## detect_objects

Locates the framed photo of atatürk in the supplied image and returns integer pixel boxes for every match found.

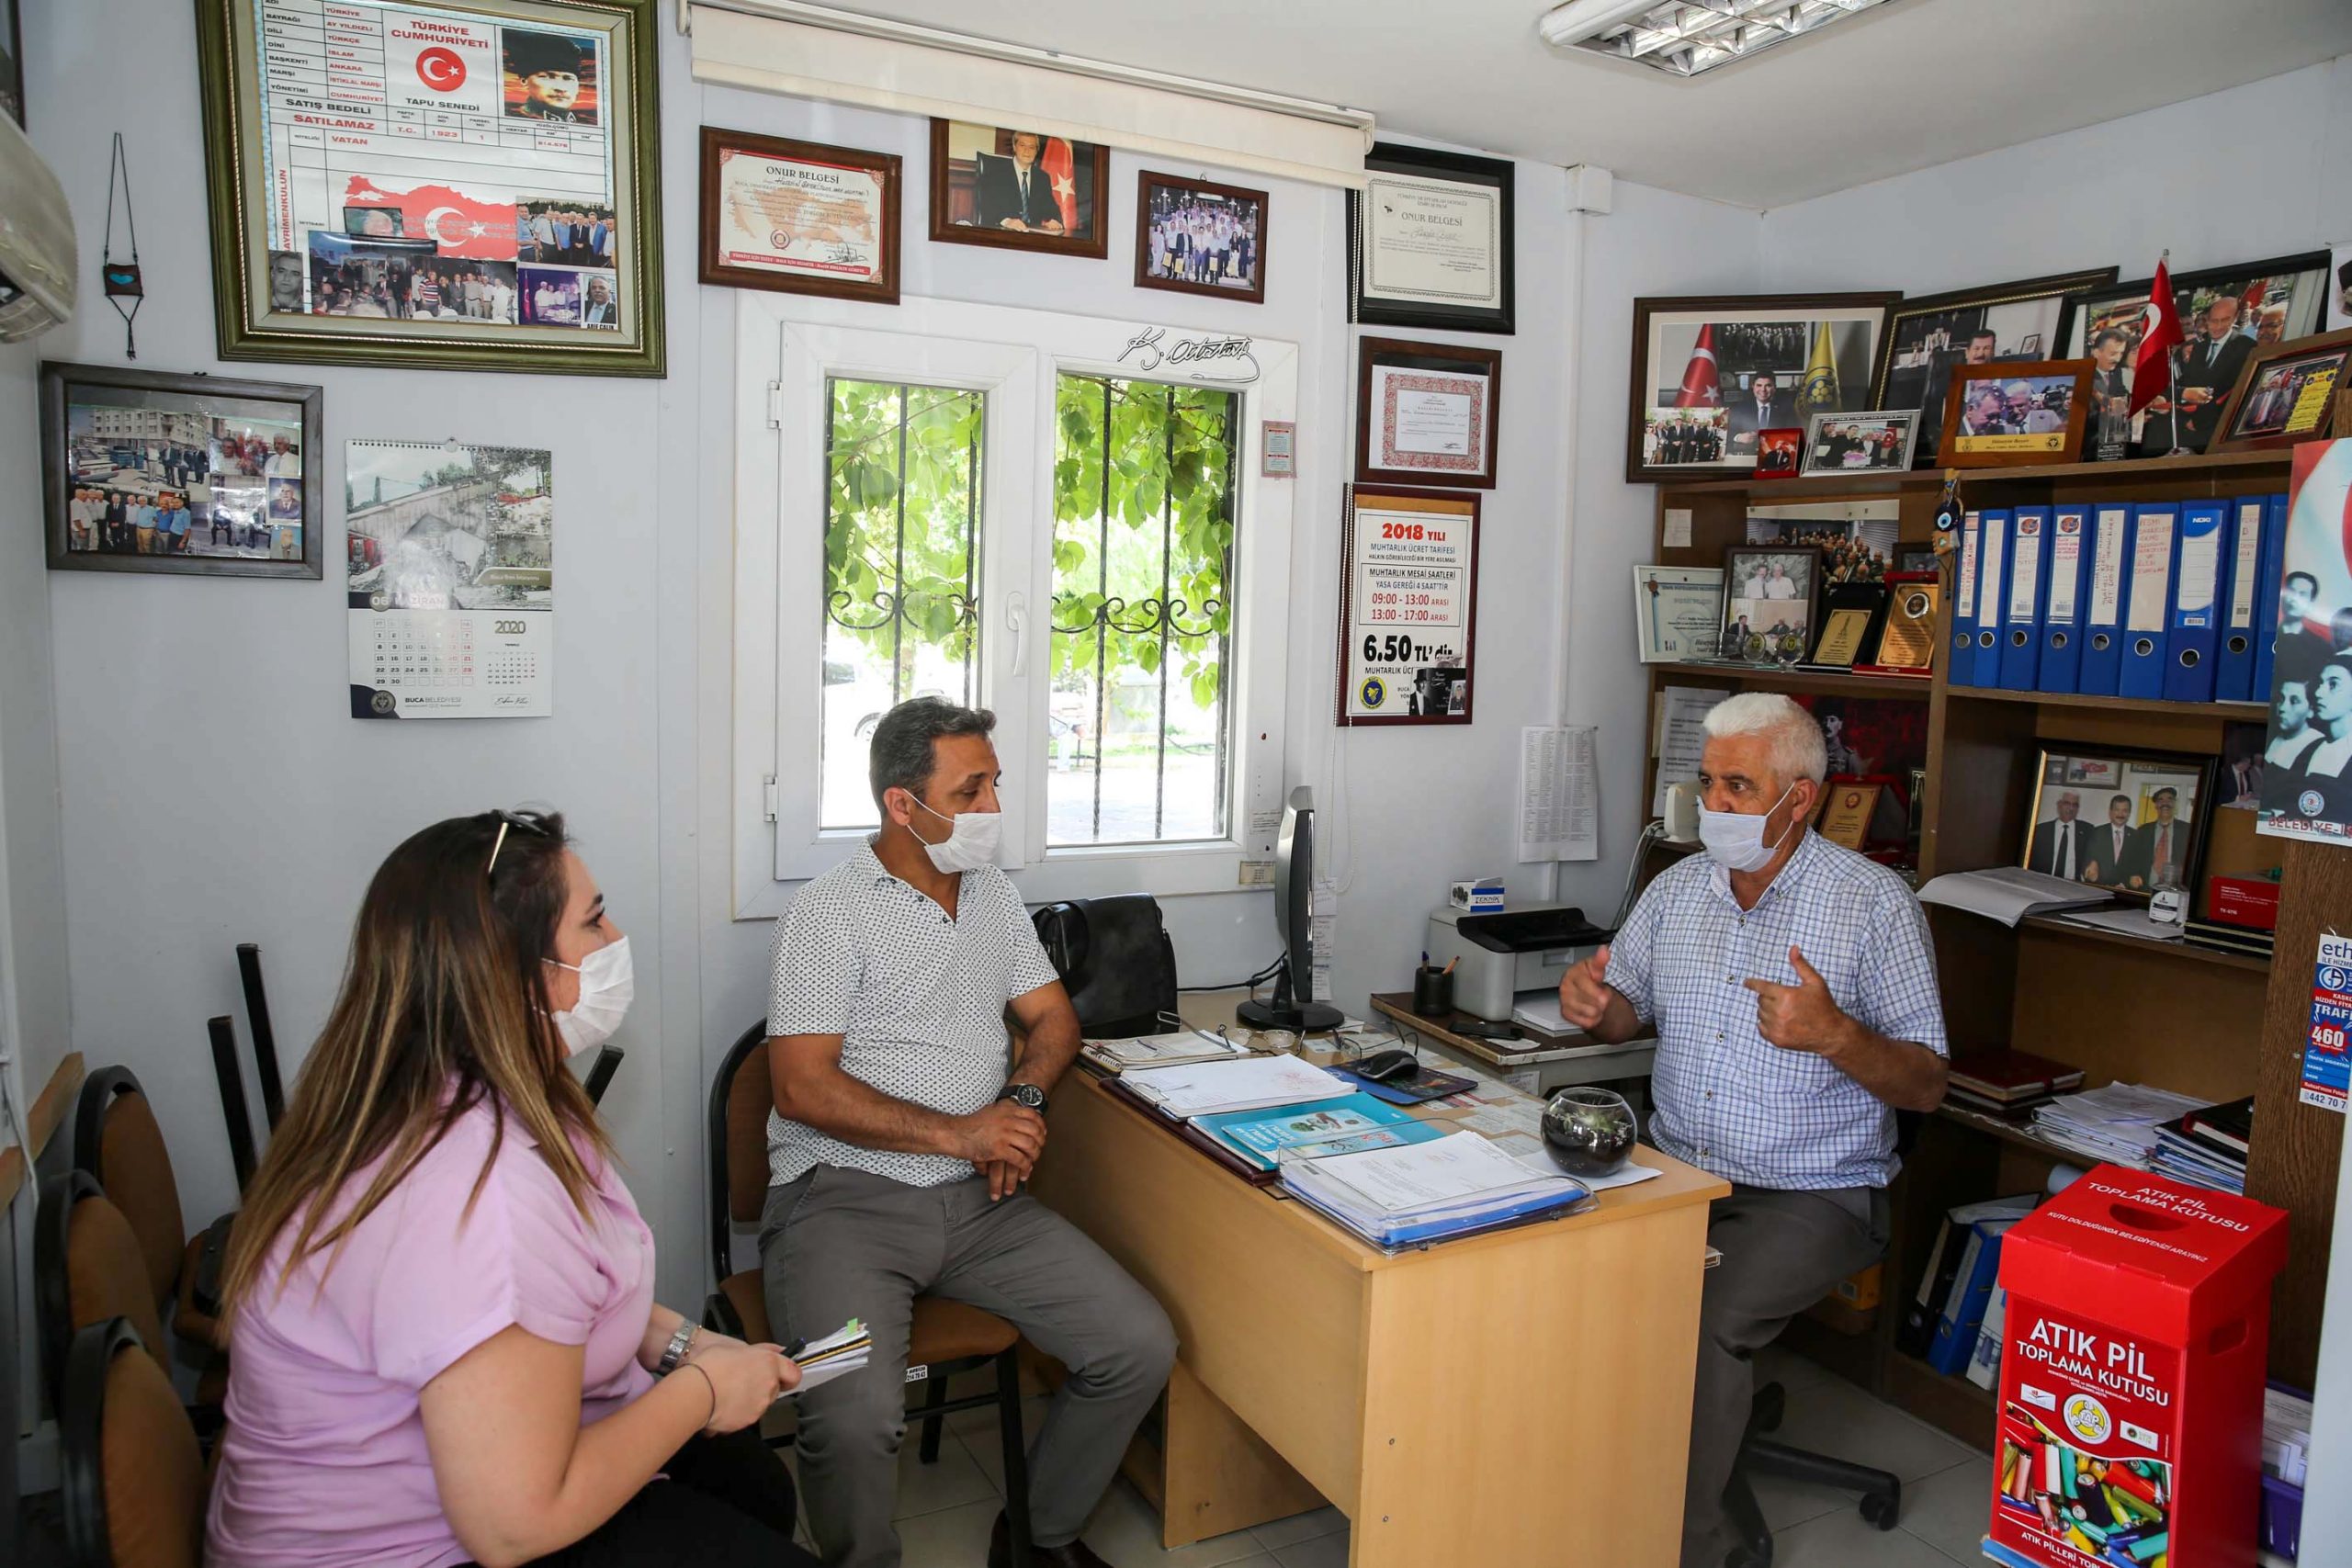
[1355,337,1500,489]
[40,361,322,580]
[2021,747,2214,898]
[1348,143,1515,335]
[1626,293,1899,483]
[698,129,899,305]
[1871,267,2116,467]
[2063,252,2330,456]
[1136,171,1267,304]
[1940,358,2092,468]
[929,120,1109,258]
[194,0,664,377]
[1718,545,1821,666]
[2211,327,2352,453]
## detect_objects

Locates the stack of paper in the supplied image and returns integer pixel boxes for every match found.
[1121,1055,1352,1119]
[791,1317,873,1395]
[1080,1029,1254,1073]
[1916,867,2113,927]
[2030,1082,2204,1168]
[1279,1130,1590,1249]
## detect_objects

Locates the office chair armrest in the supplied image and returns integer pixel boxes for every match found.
[191,1212,236,1318]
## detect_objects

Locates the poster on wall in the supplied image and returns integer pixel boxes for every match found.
[2258,438,2352,842]
[346,438,553,719]
[2305,932,2352,1113]
[1336,484,1480,726]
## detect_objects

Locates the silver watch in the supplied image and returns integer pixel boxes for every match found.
[656,1320,697,1376]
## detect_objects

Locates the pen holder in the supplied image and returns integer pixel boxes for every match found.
[1412,964,1453,1016]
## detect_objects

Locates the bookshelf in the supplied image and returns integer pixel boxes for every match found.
[1645,449,2340,1451]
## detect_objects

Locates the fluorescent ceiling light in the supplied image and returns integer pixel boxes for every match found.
[1539,0,1903,77]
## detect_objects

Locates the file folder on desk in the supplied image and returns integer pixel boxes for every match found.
[2037,504,2091,693]
[1949,510,1984,687]
[1973,509,2010,690]
[2076,502,2132,696]
[1999,506,2048,691]
[2119,502,2177,701]
[2252,491,2290,704]
[2165,501,2225,703]
[2214,495,2270,704]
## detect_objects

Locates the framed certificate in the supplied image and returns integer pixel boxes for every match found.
[195,0,664,377]
[1348,144,1513,335]
[1355,337,1500,489]
[1632,565,1724,664]
[1336,485,1481,726]
[698,129,899,305]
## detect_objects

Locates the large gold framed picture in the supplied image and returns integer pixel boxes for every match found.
[195,0,664,377]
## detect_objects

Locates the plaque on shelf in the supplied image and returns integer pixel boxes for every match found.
[1815,779,1883,850]
[1805,581,1890,669]
[1857,570,1939,676]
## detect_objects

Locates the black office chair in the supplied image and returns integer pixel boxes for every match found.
[1722,1111,1921,1568]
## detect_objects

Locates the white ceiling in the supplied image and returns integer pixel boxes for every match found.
[812,0,2352,208]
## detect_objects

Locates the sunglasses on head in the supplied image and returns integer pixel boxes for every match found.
[484,808,553,878]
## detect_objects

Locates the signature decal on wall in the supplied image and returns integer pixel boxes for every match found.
[1117,328,1261,383]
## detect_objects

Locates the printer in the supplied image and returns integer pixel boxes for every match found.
[1425,901,1613,1023]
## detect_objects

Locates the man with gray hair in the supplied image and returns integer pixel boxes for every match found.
[761,696,1174,1568]
[1556,691,1947,1568]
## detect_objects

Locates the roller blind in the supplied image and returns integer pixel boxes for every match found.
[685,4,1373,190]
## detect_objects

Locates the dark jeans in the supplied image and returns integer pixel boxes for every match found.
[463,1427,819,1568]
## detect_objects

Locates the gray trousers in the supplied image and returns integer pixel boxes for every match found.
[1681,1184,1889,1568]
[759,1166,1178,1568]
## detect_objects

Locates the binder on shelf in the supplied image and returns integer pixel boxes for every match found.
[2038,504,2092,694]
[1950,509,1984,688]
[2165,500,2226,704]
[1973,508,2010,690]
[2077,502,2132,697]
[1927,1213,2024,1376]
[2119,502,2177,702]
[1999,505,2048,691]
[2214,494,2269,704]
[2252,491,2290,704]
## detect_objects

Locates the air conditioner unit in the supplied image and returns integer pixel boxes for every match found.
[0,112,75,342]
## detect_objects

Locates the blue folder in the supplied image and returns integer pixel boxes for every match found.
[2120,502,2177,701]
[2165,501,2226,703]
[2038,504,2092,694]
[2076,502,2133,696]
[1973,509,2010,689]
[2214,495,2270,704]
[1948,510,1984,687]
[1998,506,2049,690]
[2252,491,2290,704]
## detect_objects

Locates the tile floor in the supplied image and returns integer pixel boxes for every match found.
[838,1344,1997,1568]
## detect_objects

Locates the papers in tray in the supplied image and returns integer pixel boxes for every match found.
[2030,1081,2204,1169]
[1279,1130,1591,1249]
[1080,1029,1256,1073]
[1120,1055,1353,1120]
[1915,867,2112,927]
[788,1317,872,1396]
[2043,904,2185,943]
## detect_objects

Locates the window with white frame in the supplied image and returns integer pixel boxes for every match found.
[732,296,1295,919]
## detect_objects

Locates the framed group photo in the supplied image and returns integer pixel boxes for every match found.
[1349,143,1514,335]
[2211,326,2352,453]
[1354,337,1500,489]
[1800,410,1920,475]
[698,128,900,305]
[1625,292,1898,483]
[194,0,664,376]
[1136,171,1266,303]
[1941,357,2092,468]
[1717,544,1821,666]
[39,361,322,580]
[1871,267,2115,468]
[2021,747,2212,897]
[929,119,1109,258]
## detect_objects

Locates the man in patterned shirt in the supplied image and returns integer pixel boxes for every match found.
[761,697,1174,1568]
[1557,692,1948,1568]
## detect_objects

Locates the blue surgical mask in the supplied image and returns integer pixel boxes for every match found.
[1698,784,1799,873]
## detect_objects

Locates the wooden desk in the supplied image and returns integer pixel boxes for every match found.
[1029,1037,1727,1567]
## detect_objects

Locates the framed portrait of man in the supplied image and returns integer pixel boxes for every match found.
[2022,748,2212,899]
[1870,268,2116,468]
[928,120,1109,258]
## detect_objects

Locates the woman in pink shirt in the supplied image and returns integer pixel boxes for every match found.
[207,809,819,1568]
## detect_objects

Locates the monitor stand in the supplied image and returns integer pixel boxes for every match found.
[1235,961,1343,1032]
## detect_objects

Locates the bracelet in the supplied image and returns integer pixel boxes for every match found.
[655,1320,697,1377]
[680,1360,717,1428]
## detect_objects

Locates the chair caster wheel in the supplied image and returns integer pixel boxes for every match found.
[1860,1487,1901,1529]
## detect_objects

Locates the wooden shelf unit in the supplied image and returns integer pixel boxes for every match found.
[1644,448,2340,1451]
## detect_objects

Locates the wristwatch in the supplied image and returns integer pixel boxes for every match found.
[655,1320,697,1376]
[999,1082,1048,1113]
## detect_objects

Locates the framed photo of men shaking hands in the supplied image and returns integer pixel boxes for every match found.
[2020,748,2214,899]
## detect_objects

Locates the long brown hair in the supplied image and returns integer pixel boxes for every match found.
[220,809,611,1313]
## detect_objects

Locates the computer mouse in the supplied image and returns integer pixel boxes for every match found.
[1356,1048,1420,1082]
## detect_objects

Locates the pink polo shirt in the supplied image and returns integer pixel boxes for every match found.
[206,1093,657,1568]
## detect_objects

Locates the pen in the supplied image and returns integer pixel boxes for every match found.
[781,1337,806,1359]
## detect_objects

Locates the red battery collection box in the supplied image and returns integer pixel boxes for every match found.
[1988,1167,2287,1568]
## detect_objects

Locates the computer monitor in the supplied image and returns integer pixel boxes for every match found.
[1237,784,1343,1031]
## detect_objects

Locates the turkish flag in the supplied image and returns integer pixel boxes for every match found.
[1041,137,1080,233]
[341,175,518,261]
[2129,257,2185,418]
[1673,323,1723,407]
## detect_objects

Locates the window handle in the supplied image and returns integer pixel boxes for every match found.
[1006,592,1029,677]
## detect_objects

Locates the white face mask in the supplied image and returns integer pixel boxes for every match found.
[544,935,633,1057]
[908,796,1003,874]
[1698,783,1801,874]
